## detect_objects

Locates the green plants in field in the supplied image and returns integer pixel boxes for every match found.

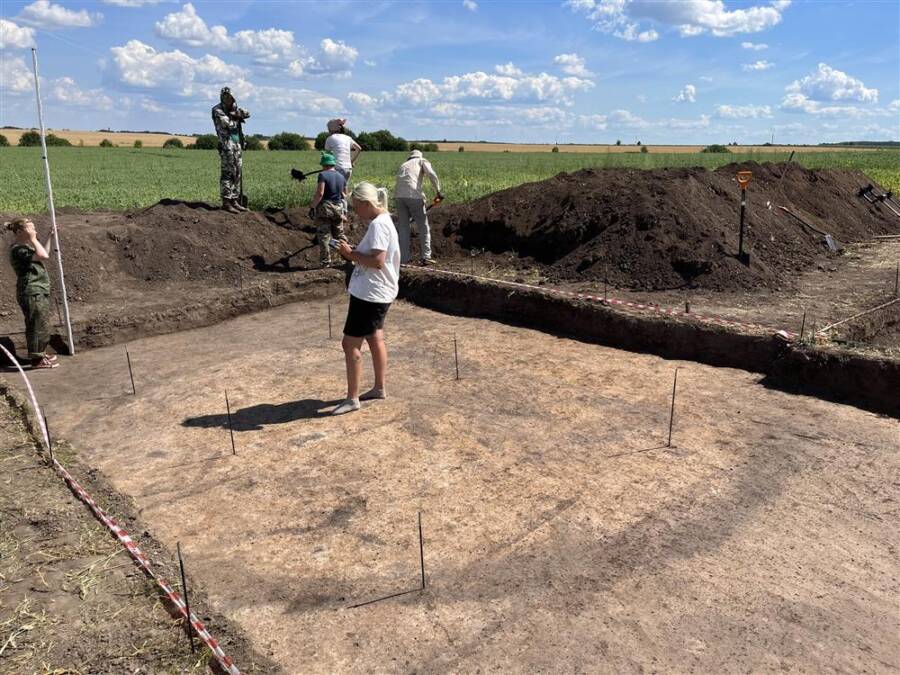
[1,146,898,213]
[702,144,731,153]
[99,139,114,148]
[162,137,184,149]
[133,140,143,148]
[0,134,8,147]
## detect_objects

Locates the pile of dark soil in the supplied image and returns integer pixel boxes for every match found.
[429,162,898,291]
[0,201,322,309]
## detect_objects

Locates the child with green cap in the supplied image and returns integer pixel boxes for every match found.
[308,151,348,266]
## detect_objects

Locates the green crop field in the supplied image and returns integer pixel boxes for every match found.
[1,146,898,214]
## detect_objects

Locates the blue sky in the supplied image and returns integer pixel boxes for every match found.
[1,0,898,143]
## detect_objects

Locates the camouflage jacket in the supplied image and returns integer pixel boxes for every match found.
[212,104,240,147]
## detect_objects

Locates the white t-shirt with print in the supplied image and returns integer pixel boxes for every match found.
[324,134,355,171]
[349,213,400,304]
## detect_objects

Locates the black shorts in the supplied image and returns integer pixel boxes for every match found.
[343,294,391,337]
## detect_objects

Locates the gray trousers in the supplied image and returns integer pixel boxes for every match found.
[395,197,431,263]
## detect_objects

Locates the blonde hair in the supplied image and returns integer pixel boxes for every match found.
[4,217,29,234]
[351,182,389,210]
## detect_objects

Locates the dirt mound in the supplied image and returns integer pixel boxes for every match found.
[0,202,324,309]
[429,162,898,291]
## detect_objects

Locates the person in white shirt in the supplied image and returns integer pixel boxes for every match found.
[394,149,443,265]
[332,182,401,415]
[324,118,362,182]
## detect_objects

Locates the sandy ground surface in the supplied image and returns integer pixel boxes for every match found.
[13,298,900,673]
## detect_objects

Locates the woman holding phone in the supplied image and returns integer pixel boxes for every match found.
[331,183,400,415]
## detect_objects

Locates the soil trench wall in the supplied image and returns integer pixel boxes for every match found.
[400,268,900,418]
[1,273,344,360]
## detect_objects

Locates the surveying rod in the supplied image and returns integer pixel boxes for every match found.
[30,48,75,354]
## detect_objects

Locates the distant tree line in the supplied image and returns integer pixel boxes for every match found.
[313,128,438,152]
[2,128,442,152]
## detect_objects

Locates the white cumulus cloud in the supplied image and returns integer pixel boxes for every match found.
[102,0,165,5]
[109,39,246,96]
[386,68,594,106]
[780,64,880,117]
[714,103,772,118]
[785,62,878,103]
[0,55,34,93]
[741,41,768,50]
[567,0,789,40]
[463,0,478,10]
[18,0,100,29]
[607,109,649,129]
[48,76,114,109]
[673,83,696,103]
[0,18,37,49]
[553,53,593,77]
[742,60,774,71]
[288,38,358,77]
[495,62,523,77]
[155,3,358,75]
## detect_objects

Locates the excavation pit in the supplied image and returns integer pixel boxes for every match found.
[18,296,900,673]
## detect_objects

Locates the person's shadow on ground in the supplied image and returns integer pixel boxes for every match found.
[182,398,340,432]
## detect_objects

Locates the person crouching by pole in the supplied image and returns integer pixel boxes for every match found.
[395,149,443,265]
[330,183,400,415]
[212,87,250,214]
[308,152,348,267]
[5,217,59,369]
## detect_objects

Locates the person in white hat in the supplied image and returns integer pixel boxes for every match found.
[324,119,361,183]
[394,149,443,265]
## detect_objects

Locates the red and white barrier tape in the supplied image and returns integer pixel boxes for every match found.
[0,344,241,675]
[409,265,797,339]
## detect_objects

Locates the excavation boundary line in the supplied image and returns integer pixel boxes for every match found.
[816,297,900,334]
[408,266,798,339]
[0,343,241,675]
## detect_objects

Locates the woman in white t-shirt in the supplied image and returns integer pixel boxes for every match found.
[332,182,401,415]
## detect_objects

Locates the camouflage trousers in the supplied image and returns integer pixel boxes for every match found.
[17,292,50,361]
[315,202,346,264]
[218,143,242,200]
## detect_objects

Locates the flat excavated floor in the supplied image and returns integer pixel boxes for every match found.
[20,299,900,673]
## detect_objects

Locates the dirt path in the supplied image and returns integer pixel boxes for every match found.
[10,298,899,673]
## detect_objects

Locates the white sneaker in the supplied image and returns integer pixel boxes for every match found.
[332,398,361,415]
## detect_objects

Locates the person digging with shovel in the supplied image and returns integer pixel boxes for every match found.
[211,86,250,214]
[394,149,443,265]
[308,152,348,267]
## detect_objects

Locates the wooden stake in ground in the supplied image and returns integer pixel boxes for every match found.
[799,312,807,342]
[176,543,195,654]
[43,413,53,463]
[224,390,236,455]
[30,48,75,355]
[328,305,333,339]
[667,368,679,448]
[453,335,460,381]
[125,347,136,396]
[418,511,426,590]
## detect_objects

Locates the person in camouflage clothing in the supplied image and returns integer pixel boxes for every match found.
[5,217,59,369]
[211,87,250,213]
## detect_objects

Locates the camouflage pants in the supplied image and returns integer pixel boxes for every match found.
[315,202,346,264]
[218,143,242,200]
[17,292,50,361]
